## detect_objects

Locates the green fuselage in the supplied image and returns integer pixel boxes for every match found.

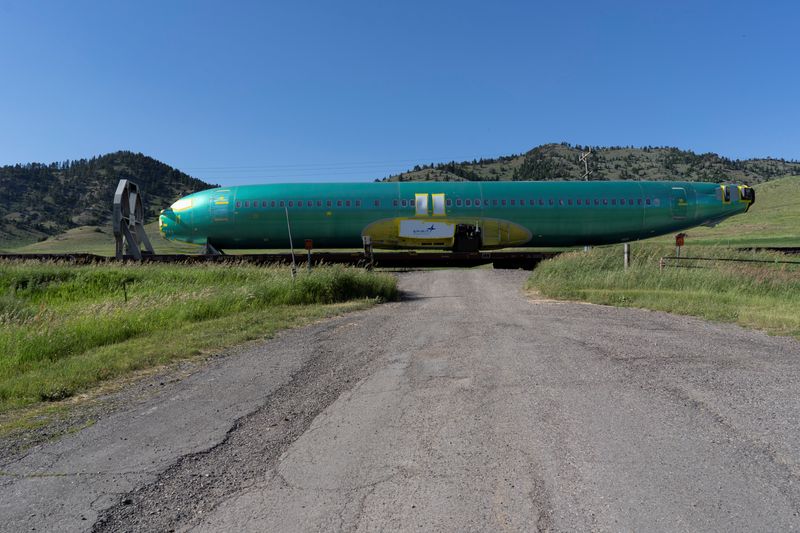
[159,181,753,250]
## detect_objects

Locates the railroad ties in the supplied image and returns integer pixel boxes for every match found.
[0,250,560,270]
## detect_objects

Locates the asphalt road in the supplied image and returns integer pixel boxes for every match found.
[2,269,800,532]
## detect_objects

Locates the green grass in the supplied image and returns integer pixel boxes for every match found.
[0,263,397,415]
[9,222,203,255]
[527,245,800,338]
[647,175,800,247]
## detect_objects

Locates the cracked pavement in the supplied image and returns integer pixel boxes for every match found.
[2,269,800,531]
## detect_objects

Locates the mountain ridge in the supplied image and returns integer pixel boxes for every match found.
[0,151,215,245]
[381,143,800,184]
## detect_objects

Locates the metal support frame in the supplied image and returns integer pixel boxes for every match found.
[362,235,374,270]
[623,243,631,270]
[113,180,154,260]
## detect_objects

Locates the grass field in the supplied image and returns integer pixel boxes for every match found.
[7,222,204,255]
[527,245,800,338]
[0,263,397,416]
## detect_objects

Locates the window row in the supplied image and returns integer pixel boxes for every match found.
[235,197,659,209]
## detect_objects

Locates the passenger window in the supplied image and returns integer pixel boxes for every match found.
[401,199,407,207]
[355,200,361,207]
[611,199,616,205]
[307,200,313,207]
[510,199,515,206]
[501,199,507,206]
[475,199,481,206]
[492,199,498,206]
[346,200,351,207]
[519,199,525,206]
[646,198,651,205]
[446,199,452,207]
[288,201,293,207]
[297,200,303,207]
[236,201,241,208]
[549,199,554,206]
[271,200,276,208]
[465,199,472,207]
[539,199,544,206]
[637,199,642,205]
[456,199,462,206]
[559,199,564,206]
[279,200,285,207]
[337,200,343,207]
[603,199,608,205]
[393,199,398,207]
[244,201,250,208]
[628,199,634,205]
[568,199,573,206]
[326,200,332,207]
[316,200,322,207]
[577,199,582,205]
[374,199,380,207]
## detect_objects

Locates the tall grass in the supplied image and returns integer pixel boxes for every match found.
[0,262,397,411]
[527,245,800,338]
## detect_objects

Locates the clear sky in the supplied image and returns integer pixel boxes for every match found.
[0,0,797,185]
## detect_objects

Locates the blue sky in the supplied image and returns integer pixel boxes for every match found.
[0,0,797,185]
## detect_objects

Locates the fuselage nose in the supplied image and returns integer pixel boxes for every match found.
[159,208,175,238]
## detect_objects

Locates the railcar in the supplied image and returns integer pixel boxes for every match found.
[159,181,754,251]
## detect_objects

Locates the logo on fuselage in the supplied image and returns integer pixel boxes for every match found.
[412,224,438,234]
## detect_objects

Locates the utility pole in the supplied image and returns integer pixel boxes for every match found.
[579,148,593,181]
[581,148,593,252]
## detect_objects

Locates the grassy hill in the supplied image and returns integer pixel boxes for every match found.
[0,151,214,247]
[383,143,800,184]
[6,222,203,255]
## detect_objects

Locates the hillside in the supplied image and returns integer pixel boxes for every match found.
[0,151,214,246]
[383,143,800,184]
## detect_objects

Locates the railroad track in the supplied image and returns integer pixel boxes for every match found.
[0,250,560,269]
